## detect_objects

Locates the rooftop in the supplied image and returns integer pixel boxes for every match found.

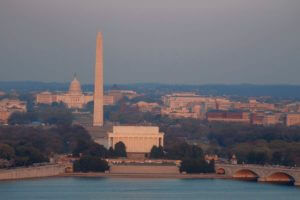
[112,126,162,135]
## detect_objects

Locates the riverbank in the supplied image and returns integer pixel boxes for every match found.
[60,172,231,179]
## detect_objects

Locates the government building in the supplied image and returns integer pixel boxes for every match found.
[108,126,164,159]
[36,75,114,109]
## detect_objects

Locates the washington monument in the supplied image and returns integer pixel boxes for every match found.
[93,32,104,126]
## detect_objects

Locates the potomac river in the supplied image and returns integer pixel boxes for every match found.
[0,177,300,200]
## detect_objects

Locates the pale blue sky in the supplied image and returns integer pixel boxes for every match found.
[0,0,299,84]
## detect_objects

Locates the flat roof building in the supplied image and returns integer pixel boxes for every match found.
[286,113,300,127]
[0,99,27,124]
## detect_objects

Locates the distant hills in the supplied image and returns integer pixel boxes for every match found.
[0,81,70,93]
[1,81,300,99]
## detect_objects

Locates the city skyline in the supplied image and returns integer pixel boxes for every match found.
[2,0,300,196]
[0,0,300,85]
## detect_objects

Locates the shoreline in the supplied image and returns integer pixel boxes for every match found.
[59,173,231,179]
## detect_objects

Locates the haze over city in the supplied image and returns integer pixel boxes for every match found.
[2,0,300,199]
[0,0,300,84]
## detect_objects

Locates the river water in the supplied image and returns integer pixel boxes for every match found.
[0,177,299,200]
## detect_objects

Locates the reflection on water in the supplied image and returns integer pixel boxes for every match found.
[0,177,299,200]
[235,177,295,186]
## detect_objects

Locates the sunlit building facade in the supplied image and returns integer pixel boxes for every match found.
[108,126,164,159]
[0,99,27,124]
[36,76,115,109]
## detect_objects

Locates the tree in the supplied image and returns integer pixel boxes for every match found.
[180,158,215,174]
[82,101,94,113]
[108,147,115,158]
[72,139,90,157]
[73,156,109,172]
[8,104,74,126]
[165,142,203,160]
[271,151,283,165]
[83,143,108,158]
[15,146,48,166]
[114,142,127,158]
[51,102,67,108]
[190,145,204,159]
[150,146,164,159]
[39,107,73,126]
[0,143,15,160]
[0,125,103,168]
[246,151,268,165]
[8,112,38,125]
[282,152,295,166]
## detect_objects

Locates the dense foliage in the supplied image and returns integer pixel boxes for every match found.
[113,142,127,158]
[164,141,214,173]
[180,159,215,173]
[73,156,109,172]
[149,146,164,159]
[0,125,95,168]
[149,141,215,173]
[8,103,73,126]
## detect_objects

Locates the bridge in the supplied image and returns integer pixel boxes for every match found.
[215,163,300,186]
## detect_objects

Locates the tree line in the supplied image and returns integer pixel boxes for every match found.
[8,102,73,126]
[0,125,92,168]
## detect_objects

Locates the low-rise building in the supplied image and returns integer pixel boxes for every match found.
[107,90,138,102]
[233,99,275,112]
[103,95,115,106]
[161,93,232,120]
[206,111,250,123]
[263,114,281,126]
[0,99,27,124]
[251,112,281,126]
[286,113,300,127]
[135,101,160,112]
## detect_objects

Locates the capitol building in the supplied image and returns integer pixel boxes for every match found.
[36,75,113,109]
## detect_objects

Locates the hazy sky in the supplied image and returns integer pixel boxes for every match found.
[0,0,299,84]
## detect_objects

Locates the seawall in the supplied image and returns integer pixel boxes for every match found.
[109,165,180,174]
[0,164,66,181]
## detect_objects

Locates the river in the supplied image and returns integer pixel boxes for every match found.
[0,177,299,200]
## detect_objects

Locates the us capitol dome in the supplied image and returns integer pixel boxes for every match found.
[68,75,83,95]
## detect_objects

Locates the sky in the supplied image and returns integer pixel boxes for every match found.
[0,0,299,85]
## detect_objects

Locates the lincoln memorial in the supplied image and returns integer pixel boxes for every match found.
[108,126,164,159]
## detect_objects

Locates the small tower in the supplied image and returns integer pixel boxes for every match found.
[230,154,238,165]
